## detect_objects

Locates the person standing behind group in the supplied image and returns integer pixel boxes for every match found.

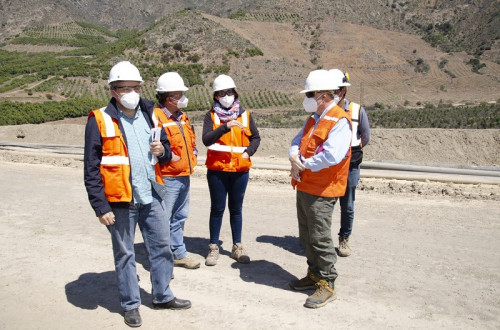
[153,72,200,269]
[202,74,261,266]
[329,69,370,257]
[288,69,352,309]
[84,61,191,328]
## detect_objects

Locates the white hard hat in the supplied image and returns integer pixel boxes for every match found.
[156,72,189,92]
[329,69,351,87]
[300,69,339,93]
[108,61,143,84]
[213,74,236,92]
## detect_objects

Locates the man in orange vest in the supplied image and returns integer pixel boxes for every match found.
[330,69,371,257]
[84,61,191,328]
[288,69,352,308]
[153,72,200,270]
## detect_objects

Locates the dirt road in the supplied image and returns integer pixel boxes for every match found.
[0,161,499,329]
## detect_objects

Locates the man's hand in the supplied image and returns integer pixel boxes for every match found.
[289,154,305,182]
[171,153,181,162]
[290,166,302,182]
[150,140,164,157]
[242,152,249,159]
[289,154,305,171]
[98,211,115,226]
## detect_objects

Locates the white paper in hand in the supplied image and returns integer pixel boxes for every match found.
[150,127,162,165]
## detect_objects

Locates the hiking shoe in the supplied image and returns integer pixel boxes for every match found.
[289,268,319,291]
[231,243,250,264]
[174,256,200,269]
[124,308,142,327]
[304,280,337,308]
[205,244,219,266]
[338,236,351,257]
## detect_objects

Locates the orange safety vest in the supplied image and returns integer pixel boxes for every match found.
[205,110,253,172]
[292,105,352,197]
[90,107,164,203]
[152,107,197,177]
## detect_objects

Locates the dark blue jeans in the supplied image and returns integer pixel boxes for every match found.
[206,169,249,245]
[339,165,361,237]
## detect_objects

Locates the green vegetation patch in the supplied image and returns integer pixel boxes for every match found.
[367,103,499,129]
[0,98,104,125]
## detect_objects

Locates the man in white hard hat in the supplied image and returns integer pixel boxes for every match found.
[84,61,191,328]
[288,69,352,308]
[152,72,200,270]
[329,69,371,257]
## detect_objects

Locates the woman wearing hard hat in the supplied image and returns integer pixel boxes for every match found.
[202,74,261,266]
[153,72,200,270]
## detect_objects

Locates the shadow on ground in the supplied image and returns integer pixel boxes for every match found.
[65,271,150,314]
[66,244,153,314]
[231,259,307,294]
[184,236,233,258]
[256,234,305,256]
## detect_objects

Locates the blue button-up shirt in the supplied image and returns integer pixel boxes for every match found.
[118,107,156,205]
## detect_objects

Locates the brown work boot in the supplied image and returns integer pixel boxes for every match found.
[205,244,219,266]
[289,268,319,291]
[231,243,250,264]
[338,236,351,257]
[174,256,200,269]
[304,280,337,308]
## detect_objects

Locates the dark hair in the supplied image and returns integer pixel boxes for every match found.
[156,92,168,105]
[212,88,238,105]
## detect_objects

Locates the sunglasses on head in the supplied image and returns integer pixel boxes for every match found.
[216,89,235,97]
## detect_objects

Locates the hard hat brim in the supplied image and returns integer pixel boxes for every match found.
[155,86,189,92]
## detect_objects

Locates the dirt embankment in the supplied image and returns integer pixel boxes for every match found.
[0,122,499,201]
[1,121,499,168]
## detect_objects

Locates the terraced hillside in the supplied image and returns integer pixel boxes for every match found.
[0,6,499,121]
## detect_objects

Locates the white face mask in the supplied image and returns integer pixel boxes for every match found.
[119,91,140,110]
[176,95,189,109]
[302,97,317,113]
[219,95,235,108]
[303,95,320,113]
[333,94,340,106]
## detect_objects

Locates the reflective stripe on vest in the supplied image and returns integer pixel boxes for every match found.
[205,110,252,172]
[101,155,130,165]
[207,143,247,153]
[91,107,133,202]
[153,107,198,177]
[349,102,361,147]
[293,105,352,198]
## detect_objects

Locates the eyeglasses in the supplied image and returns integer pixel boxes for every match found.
[216,89,235,97]
[115,85,141,93]
[166,93,183,100]
[305,91,318,98]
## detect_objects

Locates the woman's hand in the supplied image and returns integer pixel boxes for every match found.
[227,120,243,128]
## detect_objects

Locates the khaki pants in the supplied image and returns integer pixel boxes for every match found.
[296,190,338,285]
